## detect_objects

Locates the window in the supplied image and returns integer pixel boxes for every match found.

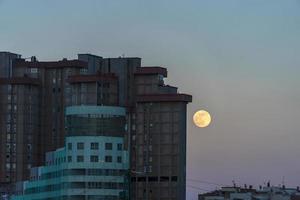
[117,156,122,163]
[117,143,122,151]
[77,156,84,162]
[77,142,84,150]
[105,143,112,150]
[6,164,10,170]
[68,143,72,150]
[90,156,98,162]
[30,68,38,73]
[91,143,99,150]
[149,156,153,162]
[105,156,112,163]
[171,176,177,182]
[68,156,72,162]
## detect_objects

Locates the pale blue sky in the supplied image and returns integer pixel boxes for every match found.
[1,0,300,199]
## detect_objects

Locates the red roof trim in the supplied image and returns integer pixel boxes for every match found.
[135,67,167,77]
[136,94,192,103]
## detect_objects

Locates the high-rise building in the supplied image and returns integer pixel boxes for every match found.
[0,55,86,196]
[131,67,192,200]
[0,52,191,200]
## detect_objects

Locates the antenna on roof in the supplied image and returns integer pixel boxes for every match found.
[282,176,285,189]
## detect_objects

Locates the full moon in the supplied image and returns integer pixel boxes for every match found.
[193,110,212,128]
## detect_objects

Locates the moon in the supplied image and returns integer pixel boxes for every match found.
[193,110,211,128]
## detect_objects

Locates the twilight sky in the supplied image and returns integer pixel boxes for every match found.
[1,0,300,199]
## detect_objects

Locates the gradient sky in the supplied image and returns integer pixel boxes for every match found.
[1,0,300,199]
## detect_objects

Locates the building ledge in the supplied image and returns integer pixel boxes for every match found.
[67,73,118,83]
[136,94,192,103]
[0,77,40,85]
[135,67,167,77]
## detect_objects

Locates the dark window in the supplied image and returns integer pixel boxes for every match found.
[117,143,122,151]
[90,156,98,162]
[137,177,146,182]
[105,156,112,163]
[171,176,178,182]
[117,156,122,163]
[68,156,72,162]
[131,177,136,182]
[77,143,84,150]
[91,142,99,150]
[77,156,84,162]
[148,177,158,182]
[105,143,112,150]
[68,143,72,150]
[160,176,169,182]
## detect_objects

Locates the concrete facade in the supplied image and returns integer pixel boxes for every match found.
[0,55,87,196]
[0,52,192,200]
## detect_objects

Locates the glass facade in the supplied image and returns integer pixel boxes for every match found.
[66,115,125,136]
[11,106,129,200]
[65,106,126,137]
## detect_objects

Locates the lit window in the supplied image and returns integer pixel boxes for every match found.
[6,164,10,169]
[30,68,38,73]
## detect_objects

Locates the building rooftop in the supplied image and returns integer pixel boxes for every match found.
[13,58,87,69]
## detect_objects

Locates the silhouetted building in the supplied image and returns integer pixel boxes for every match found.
[0,54,86,196]
[199,186,300,200]
[0,52,192,200]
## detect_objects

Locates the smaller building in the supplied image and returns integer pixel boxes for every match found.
[199,186,300,200]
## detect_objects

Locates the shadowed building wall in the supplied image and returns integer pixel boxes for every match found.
[0,52,191,200]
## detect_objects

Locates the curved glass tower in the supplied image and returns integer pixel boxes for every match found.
[12,105,129,200]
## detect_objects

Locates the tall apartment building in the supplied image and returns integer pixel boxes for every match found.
[12,105,129,200]
[0,52,191,200]
[131,67,192,200]
[0,53,86,195]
